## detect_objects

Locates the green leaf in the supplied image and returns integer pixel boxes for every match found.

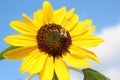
[82,68,110,80]
[0,46,20,61]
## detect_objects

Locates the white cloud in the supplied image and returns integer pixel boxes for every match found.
[94,23,120,63]
[70,70,83,80]
[105,68,120,80]
[93,23,120,80]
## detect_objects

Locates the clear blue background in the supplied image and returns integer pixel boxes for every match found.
[0,0,120,80]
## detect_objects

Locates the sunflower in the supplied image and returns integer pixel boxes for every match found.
[4,1,104,80]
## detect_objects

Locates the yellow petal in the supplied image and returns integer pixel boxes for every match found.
[69,22,82,37]
[4,46,37,60]
[20,49,41,73]
[70,19,92,37]
[55,57,70,80]
[22,13,37,28]
[66,8,75,20]
[30,53,48,74]
[20,49,47,74]
[40,56,54,80]
[61,8,75,26]
[20,49,40,73]
[4,34,37,46]
[70,14,79,22]
[69,45,99,63]
[81,19,92,29]
[63,53,90,68]
[10,20,37,35]
[64,14,78,31]
[33,9,43,29]
[42,1,53,24]
[83,26,96,35]
[72,35,104,47]
[54,7,66,25]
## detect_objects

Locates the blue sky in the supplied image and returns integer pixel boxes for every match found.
[0,0,120,80]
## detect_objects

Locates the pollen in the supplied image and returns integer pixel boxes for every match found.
[37,24,72,57]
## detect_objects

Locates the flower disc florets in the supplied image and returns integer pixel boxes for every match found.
[37,24,72,57]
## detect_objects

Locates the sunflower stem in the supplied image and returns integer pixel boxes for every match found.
[25,74,36,80]
[68,66,83,74]
[52,71,58,80]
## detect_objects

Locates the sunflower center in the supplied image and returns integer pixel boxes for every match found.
[48,31,61,42]
[37,23,72,57]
